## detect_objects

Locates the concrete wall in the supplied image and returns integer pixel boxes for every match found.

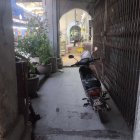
[0,0,18,137]
[0,1,30,140]
[43,0,60,57]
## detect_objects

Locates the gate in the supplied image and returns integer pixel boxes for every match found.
[93,0,140,130]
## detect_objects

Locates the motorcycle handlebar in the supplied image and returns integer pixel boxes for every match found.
[71,58,100,67]
[71,62,79,67]
[71,64,76,67]
[86,58,100,64]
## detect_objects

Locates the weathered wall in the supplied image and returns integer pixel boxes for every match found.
[0,1,30,140]
[43,0,60,57]
[0,0,18,137]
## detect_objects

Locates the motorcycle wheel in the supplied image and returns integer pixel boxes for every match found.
[98,110,109,123]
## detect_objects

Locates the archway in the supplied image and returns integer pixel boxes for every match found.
[59,8,92,66]
[70,25,81,44]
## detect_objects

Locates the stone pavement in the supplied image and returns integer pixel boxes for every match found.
[32,68,132,140]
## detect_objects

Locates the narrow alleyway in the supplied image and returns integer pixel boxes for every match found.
[32,68,131,140]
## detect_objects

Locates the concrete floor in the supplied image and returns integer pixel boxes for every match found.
[32,68,132,140]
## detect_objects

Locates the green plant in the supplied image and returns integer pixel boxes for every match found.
[17,16,53,65]
[18,35,39,57]
[28,62,36,74]
[15,52,36,78]
[37,34,52,64]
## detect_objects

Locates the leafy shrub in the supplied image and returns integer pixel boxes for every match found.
[17,16,53,65]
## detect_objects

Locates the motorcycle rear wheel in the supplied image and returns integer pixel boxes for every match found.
[98,110,109,123]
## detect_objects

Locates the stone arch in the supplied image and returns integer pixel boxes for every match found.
[59,8,91,44]
[59,8,92,42]
[59,8,92,55]
[70,25,81,42]
[59,0,92,20]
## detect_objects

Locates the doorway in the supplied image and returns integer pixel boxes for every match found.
[59,8,92,66]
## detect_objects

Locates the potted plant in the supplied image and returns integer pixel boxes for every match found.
[34,17,53,76]
[36,35,53,77]
[17,16,53,77]
[27,62,39,99]
[15,52,39,99]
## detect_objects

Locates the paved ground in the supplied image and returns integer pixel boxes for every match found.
[32,68,132,140]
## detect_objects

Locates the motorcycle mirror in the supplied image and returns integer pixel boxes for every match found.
[93,46,98,52]
[68,55,74,59]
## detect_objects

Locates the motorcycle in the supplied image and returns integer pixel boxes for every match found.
[68,54,111,115]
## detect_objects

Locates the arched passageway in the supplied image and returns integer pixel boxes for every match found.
[59,8,92,66]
